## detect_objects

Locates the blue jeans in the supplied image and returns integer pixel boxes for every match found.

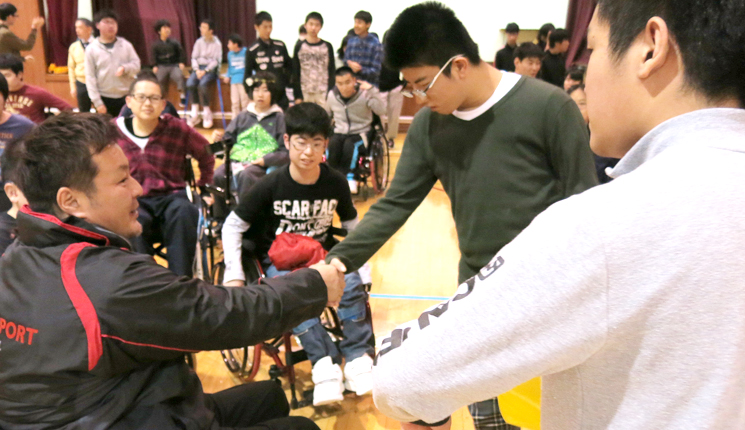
[265,265,374,365]
[186,69,217,107]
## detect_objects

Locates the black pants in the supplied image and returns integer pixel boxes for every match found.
[327,133,366,178]
[133,190,198,277]
[205,381,319,430]
[101,96,126,117]
[75,80,92,113]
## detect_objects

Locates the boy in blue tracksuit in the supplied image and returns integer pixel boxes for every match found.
[223,34,249,120]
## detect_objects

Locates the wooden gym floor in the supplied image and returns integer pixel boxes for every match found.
[190,131,476,429]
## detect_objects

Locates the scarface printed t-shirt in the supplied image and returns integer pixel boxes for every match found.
[234,163,357,258]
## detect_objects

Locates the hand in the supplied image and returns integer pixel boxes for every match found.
[115,66,124,77]
[211,129,224,142]
[359,80,372,91]
[294,99,303,104]
[347,60,362,73]
[401,418,452,430]
[222,76,230,84]
[179,63,185,71]
[31,17,45,30]
[96,104,107,114]
[152,66,159,74]
[196,70,206,79]
[250,157,265,167]
[224,279,245,287]
[23,55,33,61]
[310,261,345,306]
[70,88,77,97]
[201,195,214,206]
[329,257,347,273]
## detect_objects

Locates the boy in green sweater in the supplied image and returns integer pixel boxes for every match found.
[325,3,598,429]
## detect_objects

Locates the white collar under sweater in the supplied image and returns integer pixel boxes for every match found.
[451,72,521,121]
[247,102,282,122]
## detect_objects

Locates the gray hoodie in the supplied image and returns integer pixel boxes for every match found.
[325,84,385,135]
[84,37,141,108]
[191,36,222,72]
[372,108,745,429]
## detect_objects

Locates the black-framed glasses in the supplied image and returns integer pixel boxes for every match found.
[401,54,464,99]
[130,94,163,103]
[291,140,326,153]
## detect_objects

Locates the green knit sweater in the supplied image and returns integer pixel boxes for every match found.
[328,76,599,283]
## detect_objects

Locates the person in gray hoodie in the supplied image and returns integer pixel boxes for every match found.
[211,71,287,218]
[324,66,384,193]
[186,18,222,129]
[84,9,140,116]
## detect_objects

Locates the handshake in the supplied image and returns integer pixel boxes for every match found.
[309,258,348,307]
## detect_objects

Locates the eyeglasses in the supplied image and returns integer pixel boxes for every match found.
[130,94,163,103]
[401,54,463,99]
[291,140,326,153]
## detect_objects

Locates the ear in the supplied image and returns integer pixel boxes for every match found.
[638,17,672,80]
[452,57,469,79]
[125,95,133,109]
[283,134,291,150]
[56,187,87,218]
[513,57,520,68]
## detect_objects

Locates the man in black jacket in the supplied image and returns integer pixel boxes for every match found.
[0,112,343,429]
[244,11,293,110]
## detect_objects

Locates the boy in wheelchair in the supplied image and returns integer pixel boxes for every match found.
[221,103,375,406]
[325,66,385,194]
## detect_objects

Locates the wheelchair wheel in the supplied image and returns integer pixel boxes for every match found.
[370,135,390,194]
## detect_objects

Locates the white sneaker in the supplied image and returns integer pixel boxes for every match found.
[202,107,213,129]
[343,354,373,396]
[187,106,201,127]
[347,178,358,194]
[311,356,344,406]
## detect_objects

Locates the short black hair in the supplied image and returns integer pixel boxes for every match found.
[93,9,118,24]
[13,113,120,214]
[298,24,307,35]
[514,42,544,61]
[154,19,170,34]
[597,0,745,107]
[335,66,355,78]
[306,12,323,26]
[538,23,555,41]
[76,18,93,29]
[567,83,585,96]
[285,103,332,139]
[385,2,481,72]
[549,29,569,48]
[566,65,586,83]
[255,11,272,26]
[129,70,161,95]
[0,53,23,74]
[200,18,215,31]
[505,23,519,34]
[247,71,282,105]
[0,73,8,101]
[354,10,373,24]
[1,134,24,183]
[0,3,17,21]
[228,33,243,46]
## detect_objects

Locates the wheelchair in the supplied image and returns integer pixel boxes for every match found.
[353,114,392,198]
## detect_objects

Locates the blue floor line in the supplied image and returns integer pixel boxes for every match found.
[369,293,449,301]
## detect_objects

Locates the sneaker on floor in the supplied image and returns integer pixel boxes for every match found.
[312,356,344,406]
[343,354,373,396]
[347,178,358,194]
[187,113,201,128]
[202,108,214,129]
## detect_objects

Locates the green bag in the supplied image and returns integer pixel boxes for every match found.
[230,124,279,163]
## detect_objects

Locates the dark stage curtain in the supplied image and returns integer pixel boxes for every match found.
[565,0,596,67]
[194,0,255,58]
[45,0,78,66]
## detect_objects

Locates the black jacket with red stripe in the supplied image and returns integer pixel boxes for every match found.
[0,206,328,429]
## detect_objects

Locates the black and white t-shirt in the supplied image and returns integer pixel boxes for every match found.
[292,39,335,100]
[235,163,357,258]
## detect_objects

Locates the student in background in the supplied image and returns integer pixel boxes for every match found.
[0,54,72,123]
[151,19,186,106]
[292,12,335,108]
[344,11,383,87]
[564,64,586,91]
[0,3,43,58]
[541,28,570,87]
[224,33,249,119]
[85,9,141,116]
[244,11,292,110]
[535,22,555,51]
[186,18,221,128]
[294,23,307,53]
[0,134,26,253]
[68,18,95,112]
[512,42,543,78]
[0,73,32,213]
[494,22,519,72]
